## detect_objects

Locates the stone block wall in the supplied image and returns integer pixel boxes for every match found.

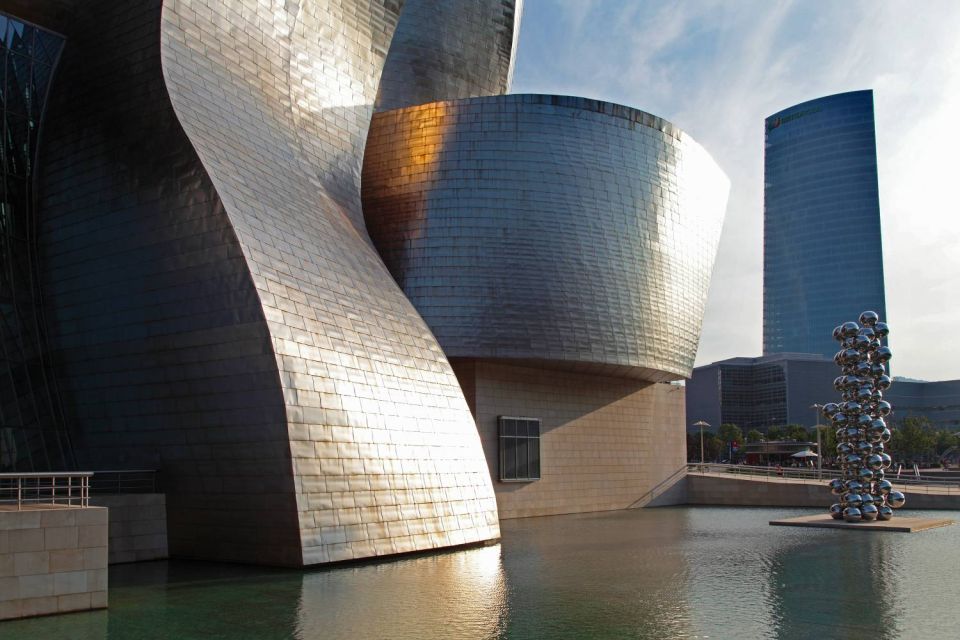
[455,361,688,519]
[0,507,108,620]
[91,495,168,564]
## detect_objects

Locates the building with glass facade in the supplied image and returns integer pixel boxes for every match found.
[0,0,728,565]
[763,90,886,358]
[685,353,836,432]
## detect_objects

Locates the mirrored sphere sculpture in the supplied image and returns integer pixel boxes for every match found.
[823,312,904,521]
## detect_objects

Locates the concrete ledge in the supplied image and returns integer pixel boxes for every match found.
[770,514,954,532]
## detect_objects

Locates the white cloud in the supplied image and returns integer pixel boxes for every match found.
[512,0,960,380]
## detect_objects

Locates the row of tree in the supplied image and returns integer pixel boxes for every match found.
[687,417,959,465]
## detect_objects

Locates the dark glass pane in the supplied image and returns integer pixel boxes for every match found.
[6,54,29,116]
[526,419,539,437]
[516,438,528,478]
[7,21,31,55]
[515,420,527,437]
[528,438,540,478]
[33,31,62,67]
[502,437,517,479]
[31,63,52,122]
[0,17,7,51]
[501,418,515,437]
[6,115,28,177]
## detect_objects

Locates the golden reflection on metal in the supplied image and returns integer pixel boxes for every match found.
[295,544,507,639]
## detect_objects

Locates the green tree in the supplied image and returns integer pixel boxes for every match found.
[890,416,937,463]
[934,430,958,456]
[766,425,784,440]
[784,424,810,442]
[717,423,743,445]
[746,429,764,443]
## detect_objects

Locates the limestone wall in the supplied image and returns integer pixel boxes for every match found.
[0,507,108,620]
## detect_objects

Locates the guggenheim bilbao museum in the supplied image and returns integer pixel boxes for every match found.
[1,0,729,566]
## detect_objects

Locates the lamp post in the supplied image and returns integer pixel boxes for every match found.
[811,403,823,479]
[692,420,711,471]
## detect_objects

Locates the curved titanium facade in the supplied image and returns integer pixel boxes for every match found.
[160,0,499,564]
[764,90,886,358]
[362,95,729,382]
[375,0,522,112]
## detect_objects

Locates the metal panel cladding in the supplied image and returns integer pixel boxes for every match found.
[763,90,887,358]
[363,95,730,382]
[160,0,501,565]
[375,0,522,111]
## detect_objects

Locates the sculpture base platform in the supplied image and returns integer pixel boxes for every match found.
[770,514,954,532]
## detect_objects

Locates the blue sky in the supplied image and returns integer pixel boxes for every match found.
[510,0,960,380]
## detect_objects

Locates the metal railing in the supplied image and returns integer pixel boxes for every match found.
[0,472,93,510]
[90,469,158,495]
[687,463,960,496]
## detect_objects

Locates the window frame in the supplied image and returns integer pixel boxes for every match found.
[498,415,541,482]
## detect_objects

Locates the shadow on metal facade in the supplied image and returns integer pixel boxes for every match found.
[375,0,522,112]
[363,95,729,382]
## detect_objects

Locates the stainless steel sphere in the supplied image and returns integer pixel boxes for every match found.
[841,321,860,338]
[843,507,863,522]
[876,479,893,495]
[856,387,873,403]
[859,311,879,327]
[845,454,862,468]
[856,441,873,456]
[874,321,889,339]
[876,375,892,390]
[844,480,863,493]
[829,479,846,495]
[844,427,861,441]
[843,401,862,415]
[842,492,863,508]
[875,346,893,364]
[874,469,885,481]
[833,325,844,342]
[878,453,892,469]
[857,414,873,429]
[831,412,849,427]
[876,400,892,416]
[865,454,884,471]
[876,505,893,521]
[830,503,844,520]
[854,335,871,351]
[837,443,853,457]
[888,491,906,509]
[858,468,874,482]
[860,493,876,506]
[880,428,892,443]
[860,504,879,521]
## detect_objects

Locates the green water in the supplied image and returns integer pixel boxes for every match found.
[4,507,958,639]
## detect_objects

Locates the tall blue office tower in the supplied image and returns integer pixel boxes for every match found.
[763,90,887,358]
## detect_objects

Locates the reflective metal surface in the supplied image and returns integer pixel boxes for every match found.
[363,95,730,381]
[824,311,904,520]
[375,0,522,111]
[764,91,887,358]
[160,0,499,564]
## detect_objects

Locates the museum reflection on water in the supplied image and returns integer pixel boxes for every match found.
[3,507,958,639]
[295,543,508,639]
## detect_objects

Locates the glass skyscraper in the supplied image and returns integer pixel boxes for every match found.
[763,90,886,358]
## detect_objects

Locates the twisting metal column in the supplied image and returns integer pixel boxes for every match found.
[823,311,906,521]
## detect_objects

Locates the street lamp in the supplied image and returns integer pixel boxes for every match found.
[692,420,711,471]
[811,403,824,479]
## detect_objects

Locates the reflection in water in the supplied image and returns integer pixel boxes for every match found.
[767,529,898,640]
[294,544,507,639]
[2,508,959,640]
